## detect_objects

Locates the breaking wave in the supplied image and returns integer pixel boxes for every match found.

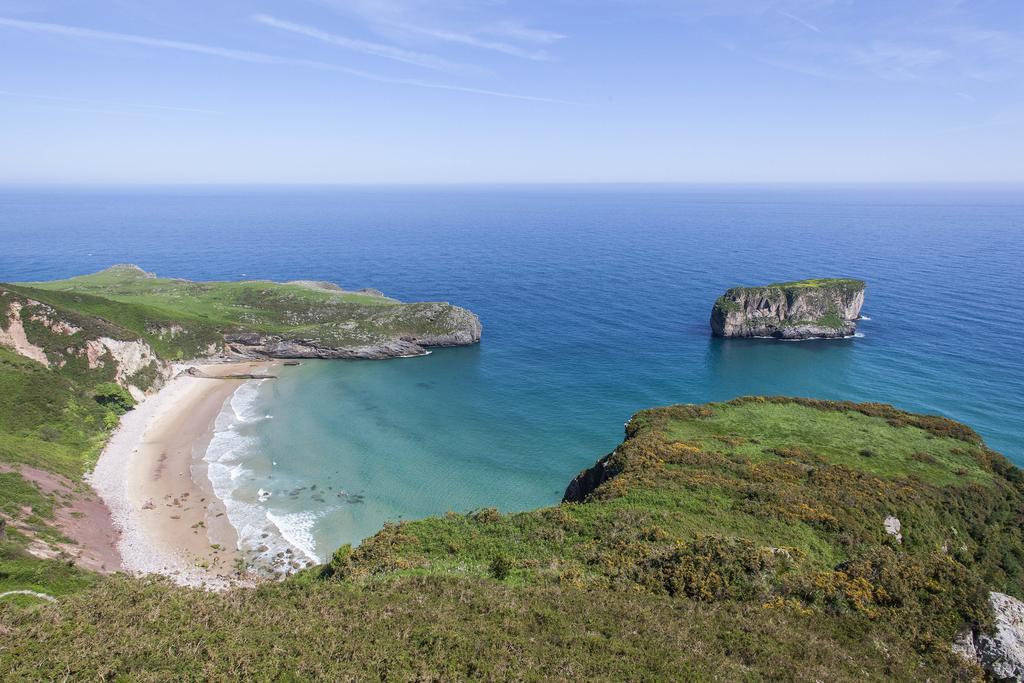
[203,379,321,575]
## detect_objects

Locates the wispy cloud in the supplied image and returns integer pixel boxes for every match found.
[719,2,1024,87]
[0,16,564,103]
[0,88,220,114]
[481,21,566,45]
[252,13,483,75]
[395,23,551,60]
[0,16,292,64]
[314,0,565,61]
[849,42,948,81]
[776,10,821,34]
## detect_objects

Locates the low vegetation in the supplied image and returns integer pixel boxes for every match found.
[737,278,866,293]
[3,392,1021,679]
[0,270,1018,679]
[16,264,471,357]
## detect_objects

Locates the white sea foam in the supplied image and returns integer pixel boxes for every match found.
[204,378,320,575]
[229,380,269,423]
[267,510,321,563]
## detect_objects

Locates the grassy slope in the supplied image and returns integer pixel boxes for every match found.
[17,265,468,357]
[3,397,1021,679]
[0,289,136,595]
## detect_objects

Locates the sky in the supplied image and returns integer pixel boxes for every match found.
[0,0,1022,184]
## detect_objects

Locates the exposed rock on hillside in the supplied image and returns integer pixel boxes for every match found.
[955,592,1024,680]
[563,450,621,503]
[222,302,482,359]
[0,299,50,366]
[710,278,865,339]
[0,289,171,396]
[83,337,169,399]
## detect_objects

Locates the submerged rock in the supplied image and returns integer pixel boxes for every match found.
[710,278,865,339]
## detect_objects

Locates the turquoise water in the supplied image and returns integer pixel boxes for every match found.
[1,185,1022,562]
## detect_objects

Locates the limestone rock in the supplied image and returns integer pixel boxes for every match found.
[222,303,482,360]
[954,592,1024,681]
[884,515,902,543]
[710,278,865,340]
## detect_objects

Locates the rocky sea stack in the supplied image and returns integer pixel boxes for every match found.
[710,278,865,339]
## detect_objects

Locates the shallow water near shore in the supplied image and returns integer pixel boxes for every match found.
[2,185,1023,561]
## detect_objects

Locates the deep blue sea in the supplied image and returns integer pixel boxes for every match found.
[2,185,1022,562]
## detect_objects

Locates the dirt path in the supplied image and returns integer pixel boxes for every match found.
[0,590,56,602]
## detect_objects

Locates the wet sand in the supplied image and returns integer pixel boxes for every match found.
[89,361,273,588]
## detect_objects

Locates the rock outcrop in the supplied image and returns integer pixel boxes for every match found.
[955,592,1024,680]
[0,291,171,396]
[563,451,622,503]
[222,303,482,360]
[0,299,50,366]
[710,278,865,339]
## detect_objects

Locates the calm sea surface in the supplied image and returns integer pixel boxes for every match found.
[2,185,1022,562]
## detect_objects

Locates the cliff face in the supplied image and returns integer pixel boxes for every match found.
[562,451,620,502]
[710,278,865,339]
[0,288,172,397]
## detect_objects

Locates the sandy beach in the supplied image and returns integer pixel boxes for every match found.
[88,361,274,588]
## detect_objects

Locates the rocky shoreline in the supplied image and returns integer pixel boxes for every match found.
[222,322,481,360]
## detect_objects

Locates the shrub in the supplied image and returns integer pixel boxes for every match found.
[325,544,354,579]
[489,554,513,580]
[94,382,135,414]
[38,426,62,442]
[636,536,786,601]
[471,508,502,524]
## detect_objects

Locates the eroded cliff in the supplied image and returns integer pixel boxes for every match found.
[710,278,865,339]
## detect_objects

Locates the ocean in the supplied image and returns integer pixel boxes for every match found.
[2,185,1022,564]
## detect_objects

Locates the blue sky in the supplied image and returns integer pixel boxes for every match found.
[0,0,1021,183]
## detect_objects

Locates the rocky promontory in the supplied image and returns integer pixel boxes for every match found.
[710,278,865,339]
[15,265,483,361]
[222,302,482,360]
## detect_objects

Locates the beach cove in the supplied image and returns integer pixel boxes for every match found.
[90,362,275,587]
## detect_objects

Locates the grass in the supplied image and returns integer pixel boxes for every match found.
[0,346,112,479]
[15,265,475,357]
[0,575,980,681]
[756,278,866,291]
[0,547,94,596]
[659,399,990,486]
[1,396,1016,679]
[719,278,865,303]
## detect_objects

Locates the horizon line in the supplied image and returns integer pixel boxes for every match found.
[0,180,1021,189]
